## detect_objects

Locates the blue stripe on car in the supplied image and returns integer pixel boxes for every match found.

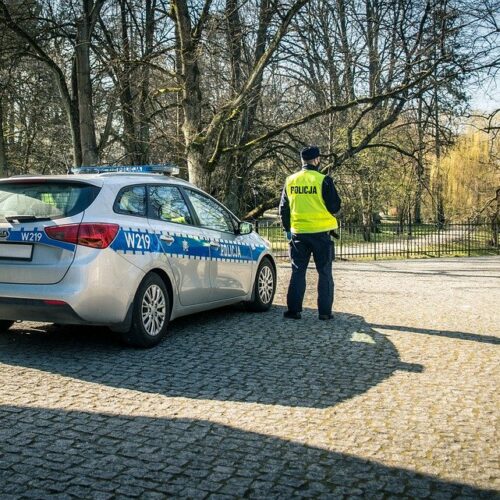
[3,226,266,262]
[110,228,265,262]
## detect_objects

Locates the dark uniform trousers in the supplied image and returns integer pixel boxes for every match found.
[287,231,334,316]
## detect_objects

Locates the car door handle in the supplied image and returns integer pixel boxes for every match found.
[160,235,175,244]
[210,241,220,248]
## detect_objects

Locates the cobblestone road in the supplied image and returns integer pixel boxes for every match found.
[0,256,499,498]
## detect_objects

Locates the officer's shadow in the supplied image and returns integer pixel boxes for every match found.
[0,307,423,409]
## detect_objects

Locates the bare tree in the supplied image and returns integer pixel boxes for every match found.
[0,0,497,223]
[0,0,104,165]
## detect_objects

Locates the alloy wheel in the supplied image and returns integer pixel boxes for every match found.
[141,284,167,336]
[258,265,274,304]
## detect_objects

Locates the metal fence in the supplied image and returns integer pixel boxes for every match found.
[256,221,499,261]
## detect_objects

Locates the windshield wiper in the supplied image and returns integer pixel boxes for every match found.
[4,215,52,223]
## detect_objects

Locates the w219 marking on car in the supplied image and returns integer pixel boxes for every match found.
[0,164,276,347]
[20,232,43,242]
[124,232,152,251]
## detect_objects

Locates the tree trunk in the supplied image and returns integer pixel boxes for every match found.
[118,0,140,164]
[366,0,380,98]
[223,0,273,213]
[70,59,83,166]
[414,169,423,224]
[337,0,355,101]
[490,188,499,247]
[222,0,249,209]
[75,1,99,165]
[0,95,8,177]
[138,0,156,164]
[359,182,372,242]
[434,84,445,228]
[226,0,243,94]
[186,145,209,190]
[414,95,424,223]
[173,0,207,189]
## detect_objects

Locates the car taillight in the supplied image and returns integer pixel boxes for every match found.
[45,223,119,249]
[43,300,67,306]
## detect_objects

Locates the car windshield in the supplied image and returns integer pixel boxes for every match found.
[0,181,100,221]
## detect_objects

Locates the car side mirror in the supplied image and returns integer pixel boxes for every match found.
[238,221,253,235]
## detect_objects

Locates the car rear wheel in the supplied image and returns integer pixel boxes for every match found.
[122,273,170,347]
[246,257,276,312]
[0,320,14,332]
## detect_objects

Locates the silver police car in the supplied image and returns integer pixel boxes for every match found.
[0,165,276,347]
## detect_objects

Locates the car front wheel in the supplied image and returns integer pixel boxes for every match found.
[246,257,276,312]
[122,273,170,347]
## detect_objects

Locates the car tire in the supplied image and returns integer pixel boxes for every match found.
[122,273,170,347]
[0,320,14,332]
[246,257,276,312]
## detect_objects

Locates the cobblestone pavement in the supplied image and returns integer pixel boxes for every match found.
[0,256,499,499]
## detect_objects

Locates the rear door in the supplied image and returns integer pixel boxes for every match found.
[0,180,100,285]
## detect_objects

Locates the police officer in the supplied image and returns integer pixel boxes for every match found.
[279,146,341,320]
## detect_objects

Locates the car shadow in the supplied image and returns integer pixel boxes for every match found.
[0,307,422,409]
[0,405,495,497]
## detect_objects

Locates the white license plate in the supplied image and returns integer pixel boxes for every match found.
[0,243,33,260]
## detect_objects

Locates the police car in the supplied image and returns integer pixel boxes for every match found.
[0,165,276,347]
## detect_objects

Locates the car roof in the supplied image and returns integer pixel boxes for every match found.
[0,173,196,190]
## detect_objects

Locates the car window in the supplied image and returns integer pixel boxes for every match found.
[149,185,193,225]
[0,181,100,220]
[114,186,146,216]
[185,189,235,233]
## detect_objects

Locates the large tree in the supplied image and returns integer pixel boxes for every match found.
[0,0,104,165]
[0,0,498,220]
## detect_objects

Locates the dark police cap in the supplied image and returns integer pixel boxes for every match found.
[301,146,320,161]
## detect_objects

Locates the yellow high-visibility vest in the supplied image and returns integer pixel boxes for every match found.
[41,193,56,206]
[285,169,338,233]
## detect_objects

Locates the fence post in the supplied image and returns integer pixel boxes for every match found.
[467,220,471,257]
[339,222,342,260]
[407,220,411,259]
[496,220,499,255]
[374,222,377,261]
[437,223,441,258]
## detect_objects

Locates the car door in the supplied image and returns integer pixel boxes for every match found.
[146,184,212,306]
[183,188,253,301]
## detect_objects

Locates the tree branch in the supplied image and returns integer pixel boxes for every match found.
[244,196,280,220]
[192,0,214,44]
